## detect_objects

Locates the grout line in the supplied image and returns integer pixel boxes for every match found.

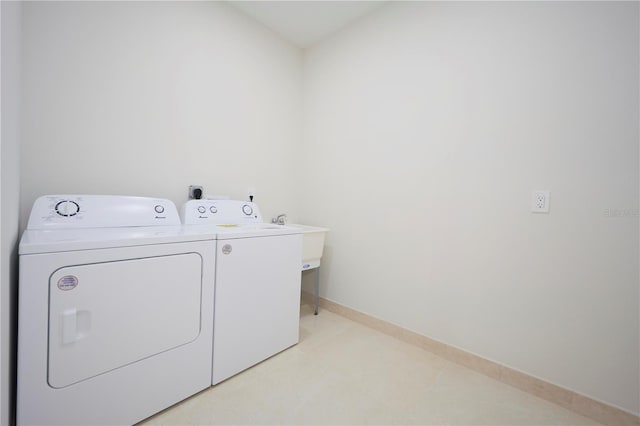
[301,292,640,426]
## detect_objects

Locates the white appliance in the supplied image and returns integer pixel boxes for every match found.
[17,195,216,426]
[181,199,303,384]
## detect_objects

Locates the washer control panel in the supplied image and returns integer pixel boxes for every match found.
[181,200,262,225]
[27,195,181,230]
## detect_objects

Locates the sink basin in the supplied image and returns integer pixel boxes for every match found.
[287,224,329,270]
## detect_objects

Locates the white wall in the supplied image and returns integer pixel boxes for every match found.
[302,1,639,415]
[21,1,302,226]
[1,1,22,424]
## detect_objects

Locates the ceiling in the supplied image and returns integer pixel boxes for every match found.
[227,1,386,48]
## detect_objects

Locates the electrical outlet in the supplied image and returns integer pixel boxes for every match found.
[531,190,550,213]
[189,185,203,200]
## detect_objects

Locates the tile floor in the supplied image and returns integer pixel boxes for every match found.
[141,304,601,425]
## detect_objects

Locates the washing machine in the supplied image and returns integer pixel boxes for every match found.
[17,195,216,426]
[181,199,302,384]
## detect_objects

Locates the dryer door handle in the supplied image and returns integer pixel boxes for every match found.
[61,308,91,344]
[62,308,77,344]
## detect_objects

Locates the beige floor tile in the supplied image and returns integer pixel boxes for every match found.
[141,303,603,426]
[406,362,600,426]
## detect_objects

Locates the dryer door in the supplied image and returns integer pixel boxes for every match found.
[48,253,202,388]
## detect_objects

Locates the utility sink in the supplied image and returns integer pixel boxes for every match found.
[287,224,329,315]
[287,224,329,270]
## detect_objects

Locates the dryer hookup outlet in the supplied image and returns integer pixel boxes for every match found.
[189,186,203,200]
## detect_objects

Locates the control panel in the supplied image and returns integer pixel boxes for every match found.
[26,195,181,230]
[180,200,262,225]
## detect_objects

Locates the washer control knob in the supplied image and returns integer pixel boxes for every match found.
[210,206,217,214]
[154,205,165,214]
[197,206,206,214]
[55,200,80,217]
[242,204,253,216]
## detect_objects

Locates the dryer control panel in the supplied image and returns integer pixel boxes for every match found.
[181,200,262,225]
[27,195,181,229]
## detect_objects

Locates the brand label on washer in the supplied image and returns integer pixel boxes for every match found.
[57,275,78,291]
[222,244,232,255]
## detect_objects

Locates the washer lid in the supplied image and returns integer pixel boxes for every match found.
[214,223,302,239]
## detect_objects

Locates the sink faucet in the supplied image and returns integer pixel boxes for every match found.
[272,214,287,225]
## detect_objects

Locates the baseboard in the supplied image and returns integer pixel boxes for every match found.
[301,292,640,426]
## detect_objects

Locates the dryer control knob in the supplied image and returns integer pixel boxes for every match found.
[210,206,217,214]
[242,204,253,216]
[55,200,80,217]
[154,205,165,214]
[197,206,206,214]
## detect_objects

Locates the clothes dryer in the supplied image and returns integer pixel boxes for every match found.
[17,195,216,425]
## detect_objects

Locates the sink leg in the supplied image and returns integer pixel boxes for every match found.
[314,267,320,315]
